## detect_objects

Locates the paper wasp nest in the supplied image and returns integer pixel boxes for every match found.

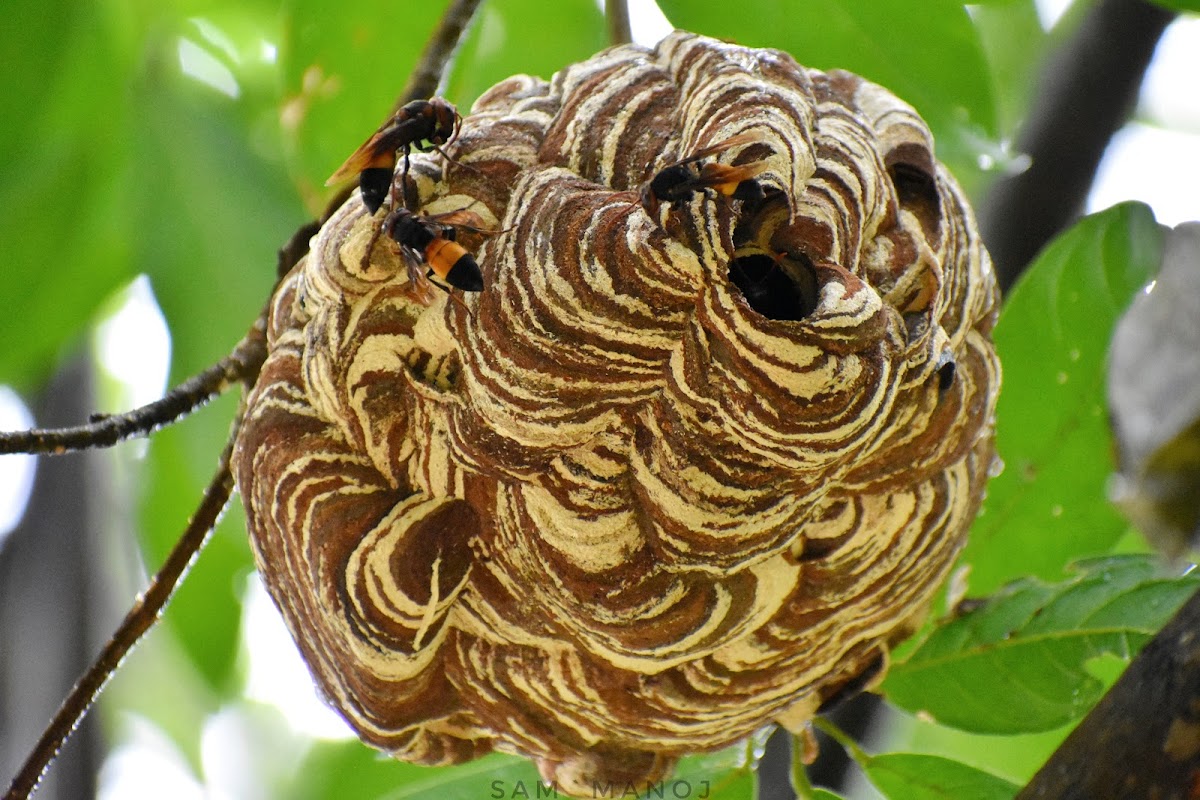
[234,32,1000,792]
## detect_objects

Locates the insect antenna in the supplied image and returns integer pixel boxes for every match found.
[437,145,484,177]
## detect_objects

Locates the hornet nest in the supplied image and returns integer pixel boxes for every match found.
[234,31,1001,794]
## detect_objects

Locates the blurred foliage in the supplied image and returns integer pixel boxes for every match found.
[1151,0,1200,11]
[1,0,1197,798]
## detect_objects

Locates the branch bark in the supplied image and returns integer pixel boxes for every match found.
[399,0,485,113]
[0,330,265,457]
[606,0,632,45]
[0,327,258,800]
[979,0,1175,294]
[1018,584,1200,799]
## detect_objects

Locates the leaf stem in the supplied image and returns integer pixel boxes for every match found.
[790,733,818,799]
[813,716,871,766]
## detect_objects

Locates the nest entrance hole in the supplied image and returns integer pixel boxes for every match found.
[728,251,819,322]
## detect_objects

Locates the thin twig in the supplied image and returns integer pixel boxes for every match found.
[606,0,632,46]
[0,322,266,456]
[398,0,485,109]
[1,308,265,797]
[2,422,242,800]
[811,716,870,766]
[3,3,487,795]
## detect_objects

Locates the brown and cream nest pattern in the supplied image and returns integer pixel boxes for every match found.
[233,31,1000,793]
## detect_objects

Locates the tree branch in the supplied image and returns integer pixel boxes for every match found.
[978,0,1175,294]
[606,0,632,46]
[1017,584,1200,799]
[399,0,485,111]
[0,320,265,456]
[2,427,240,800]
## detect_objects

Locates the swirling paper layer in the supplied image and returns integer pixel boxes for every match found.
[234,31,1000,793]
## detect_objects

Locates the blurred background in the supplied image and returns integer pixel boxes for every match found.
[1,0,1198,797]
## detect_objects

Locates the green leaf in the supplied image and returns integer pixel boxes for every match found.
[884,714,1073,790]
[311,743,755,800]
[961,202,1165,594]
[130,82,298,378]
[864,753,1019,800]
[122,48,300,693]
[378,753,542,800]
[0,0,135,390]
[113,17,302,696]
[969,0,1047,141]
[883,555,1199,734]
[674,741,757,799]
[1146,0,1200,11]
[705,771,755,800]
[289,739,437,800]
[656,0,998,192]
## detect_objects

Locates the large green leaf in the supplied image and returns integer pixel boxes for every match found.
[382,755,548,800]
[131,87,299,377]
[815,720,1020,798]
[882,555,1199,734]
[960,202,1164,594]
[288,740,430,800]
[0,0,293,391]
[864,753,1019,800]
[969,0,1047,143]
[120,19,302,696]
[0,0,135,390]
[883,716,1073,791]
[293,741,755,800]
[673,740,758,799]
